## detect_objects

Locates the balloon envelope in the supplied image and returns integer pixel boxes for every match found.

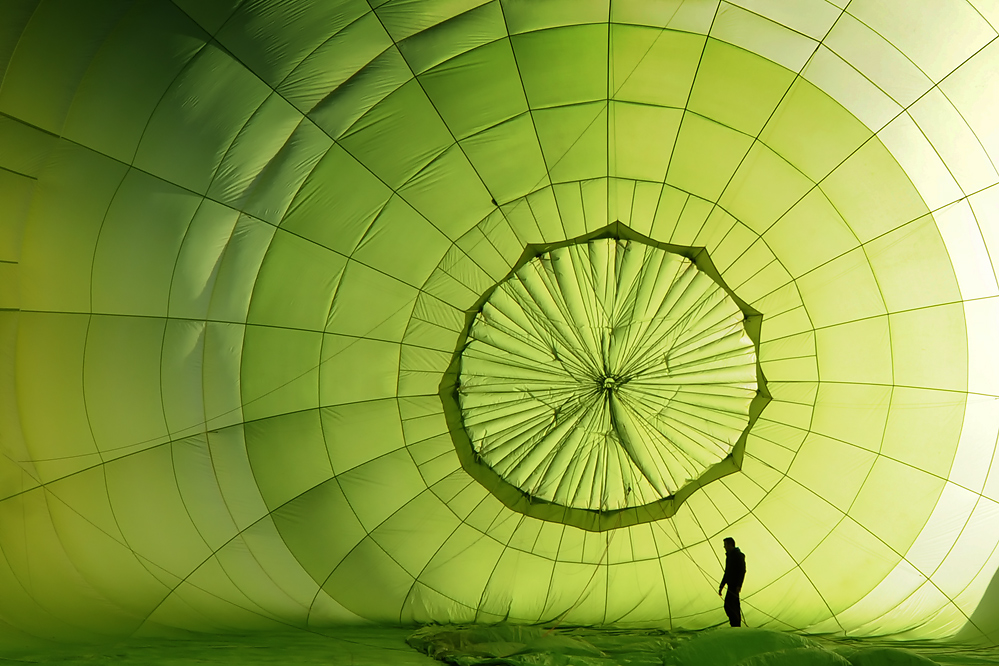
[2,0,999,646]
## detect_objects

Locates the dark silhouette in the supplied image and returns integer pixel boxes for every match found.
[719,536,746,627]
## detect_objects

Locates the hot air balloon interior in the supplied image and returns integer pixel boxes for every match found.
[5,1,999,664]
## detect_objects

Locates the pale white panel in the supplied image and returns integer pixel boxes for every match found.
[906,482,981,577]
[934,200,999,300]
[801,46,901,132]
[964,298,999,397]
[972,0,999,29]
[969,186,999,264]
[930,497,999,598]
[711,2,818,72]
[855,582,960,639]
[877,114,964,211]
[985,444,999,503]
[727,0,842,40]
[953,521,999,624]
[849,0,996,83]
[909,88,999,195]
[948,393,999,492]
[941,40,999,168]
[833,560,927,633]
[824,13,933,108]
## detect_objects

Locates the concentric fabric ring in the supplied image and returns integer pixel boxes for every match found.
[459,237,757,512]
[2,0,999,645]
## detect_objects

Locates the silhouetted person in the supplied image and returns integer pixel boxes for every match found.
[718,536,746,627]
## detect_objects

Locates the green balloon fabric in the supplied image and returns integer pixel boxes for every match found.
[3,0,999,647]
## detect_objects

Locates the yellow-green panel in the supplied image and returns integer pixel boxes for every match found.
[0,491,158,640]
[810,383,892,453]
[716,234,772,285]
[134,43,270,195]
[351,195,451,286]
[668,195,714,245]
[0,1,129,134]
[786,434,877,514]
[240,326,322,421]
[14,313,98,482]
[171,435,240,550]
[370,489,460,577]
[337,449,427,532]
[47,470,173,621]
[532,102,608,184]
[60,3,205,163]
[610,25,704,108]
[319,335,400,406]
[479,547,556,620]
[761,77,873,182]
[277,13,391,113]
[814,316,893,385]
[796,248,885,328]
[821,138,931,244]
[270,479,372,585]
[801,518,902,615]
[461,113,551,203]
[104,446,213,578]
[609,102,682,181]
[376,0,492,42]
[208,425,268,530]
[280,143,391,256]
[666,113,755,202]
[754,478,844,563]
[420,524,505,608]
[216,1,369,87]
[748,567,836,630]
[206,215,276,325]
[161,320,207,438]
[207,93,306,208]
[397,144,496,240]
[84,315,169,458]
[203,323,246,433]
[511,24,608,108]
[323,400,406,475]
[889,304,968,393]
[19,143,128,312]
[247,230,347,331]
[168,199,241,320]
[849,456,946,554]
[245,410,334,511]
[866,215,962,312]
[720,142,813,236]
[419,39,528,139]
[339,79,454,190]
[397,2,507,75]
[881,387,966,477]
[309,48,413,141]
[763,188,859,278]
[324,536,415,622]
[687,39,796,136]
[504,0,608,34]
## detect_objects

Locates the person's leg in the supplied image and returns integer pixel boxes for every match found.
[724,590,741,627]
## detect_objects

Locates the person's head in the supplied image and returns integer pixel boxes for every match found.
[723,537,735,552]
